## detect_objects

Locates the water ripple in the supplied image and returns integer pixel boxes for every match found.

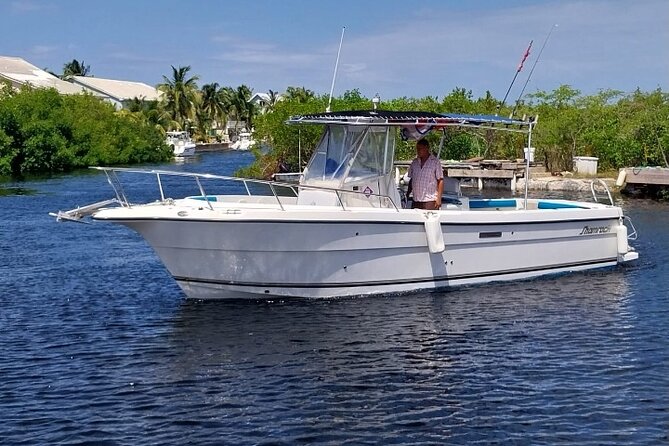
[1,152,667,445]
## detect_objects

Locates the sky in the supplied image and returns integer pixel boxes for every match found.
[2,0,667,101]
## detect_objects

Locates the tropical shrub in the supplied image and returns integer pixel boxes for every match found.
[0,86,171,177]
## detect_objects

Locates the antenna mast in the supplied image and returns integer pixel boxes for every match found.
[326,27,346,113]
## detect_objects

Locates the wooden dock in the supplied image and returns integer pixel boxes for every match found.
[395,159,545,191]
[622,167,669,186]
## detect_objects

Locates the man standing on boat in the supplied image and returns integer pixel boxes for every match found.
[406,138,444,210]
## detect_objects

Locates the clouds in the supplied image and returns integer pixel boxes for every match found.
[10,1,47,13]
[29,45,58,56]
[206,34,335,90]
[329,0,667,97]
[2,0,666,98]
[194,0,667,99]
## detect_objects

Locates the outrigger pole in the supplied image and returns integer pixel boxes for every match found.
[497,40,533,114]
[511,24,558,118]
[326,27,346,113]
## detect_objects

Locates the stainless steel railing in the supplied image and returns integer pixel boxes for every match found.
[91,167,400,212]
[590,179,614,205]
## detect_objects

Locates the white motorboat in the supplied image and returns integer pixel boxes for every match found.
[230,132,254,151]
[53,110,639,299]
[166,131,196,157]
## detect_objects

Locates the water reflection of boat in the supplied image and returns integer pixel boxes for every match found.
[172,155,199,166]
[53,110,639,299]
[166,131,196,157]
[165,266,631,374]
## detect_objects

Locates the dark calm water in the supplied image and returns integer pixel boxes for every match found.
[1,151,667,445]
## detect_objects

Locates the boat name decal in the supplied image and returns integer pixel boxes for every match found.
[579,225,610,235]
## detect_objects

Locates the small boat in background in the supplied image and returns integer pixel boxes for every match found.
[166,131,196,157]
[230,132,254,151]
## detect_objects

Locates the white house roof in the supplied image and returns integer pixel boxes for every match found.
[250,92,283,107]
[71,76,161,101]
[250,92,270,103]
[0,56,84,94]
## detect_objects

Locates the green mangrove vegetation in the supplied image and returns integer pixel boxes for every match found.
[1,56,667,182]
[0,84,170,177]
[0,62,264,178]
[245,86,669,178]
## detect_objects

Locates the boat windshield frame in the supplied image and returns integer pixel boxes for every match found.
[289,109,538,207]
[166,131,190,141]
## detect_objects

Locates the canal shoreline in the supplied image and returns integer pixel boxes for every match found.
[518,175,617,192]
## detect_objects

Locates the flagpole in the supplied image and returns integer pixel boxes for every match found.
[497,40,533,114]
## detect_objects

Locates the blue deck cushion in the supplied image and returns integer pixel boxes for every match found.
[537,201,587,209]
[188,195,218,202]
[469,199,517,209]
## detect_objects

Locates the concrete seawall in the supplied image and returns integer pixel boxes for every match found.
[195,142,230,152]
[458,175,617,192]
[517,176,616,191]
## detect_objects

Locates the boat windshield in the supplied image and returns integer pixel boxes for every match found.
[167,132,187,141]
[302,125,393,184]
[347,127,393,182]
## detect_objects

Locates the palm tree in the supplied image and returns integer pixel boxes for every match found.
[192,97,212,142]
[285,86,315,103]
[264,89,281,113]
[200,82,229,137]
[230,84,255,131]
[123,99,176,134]
[62,59,91,80]
[157,65,199,131]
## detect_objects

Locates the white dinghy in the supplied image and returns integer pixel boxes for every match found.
[53,110,638,299]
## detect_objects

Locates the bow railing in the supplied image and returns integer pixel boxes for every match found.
[91,167,400,212]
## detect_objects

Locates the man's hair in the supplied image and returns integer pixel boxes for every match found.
[417,138,429,149]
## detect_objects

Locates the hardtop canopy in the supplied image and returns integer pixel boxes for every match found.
[287,110,535,133]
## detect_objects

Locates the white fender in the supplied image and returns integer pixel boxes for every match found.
[615,169,627,187]
[616,224,628,255]
[424,212,445,253]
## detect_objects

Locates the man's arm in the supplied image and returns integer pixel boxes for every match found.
[435,178,443,207]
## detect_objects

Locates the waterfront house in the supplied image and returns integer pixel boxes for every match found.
[70,76,161,110]
[250,91,283,113]
[0,55,84,94]
[250,92,270,109]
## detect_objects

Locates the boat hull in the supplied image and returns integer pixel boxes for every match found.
[95,205,629,299]
[173,144,196,157]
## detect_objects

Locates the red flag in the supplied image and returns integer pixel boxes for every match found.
[516,40,533,73]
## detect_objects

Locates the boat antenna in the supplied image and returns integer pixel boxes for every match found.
[326,26,346,113]
[497,40,533,114]
[298,128,302,172]
[511,24,558,118]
